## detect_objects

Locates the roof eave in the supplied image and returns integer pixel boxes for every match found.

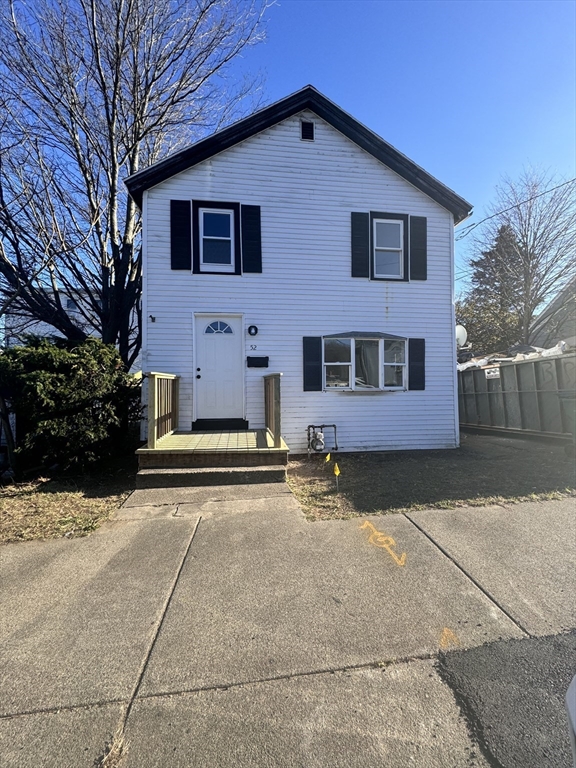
[125,86,472,222]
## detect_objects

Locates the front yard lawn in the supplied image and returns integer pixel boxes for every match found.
[2,432,574,541]
[0,467,135,544]
[287,432,576,520]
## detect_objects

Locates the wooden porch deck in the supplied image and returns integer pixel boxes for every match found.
[141,372,286,473]
[137,429,289,469]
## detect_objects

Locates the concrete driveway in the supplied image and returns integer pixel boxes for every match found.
[1,483,574,767]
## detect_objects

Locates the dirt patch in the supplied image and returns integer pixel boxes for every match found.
[0,469,135,544]
[287,432,576,520]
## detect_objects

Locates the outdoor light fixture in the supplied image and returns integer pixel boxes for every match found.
[248,325,258,336]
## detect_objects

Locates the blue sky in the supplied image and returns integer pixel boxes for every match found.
[234,0,576,292]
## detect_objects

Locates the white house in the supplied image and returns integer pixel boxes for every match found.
[126,86,472,457]
[2,295,88,348]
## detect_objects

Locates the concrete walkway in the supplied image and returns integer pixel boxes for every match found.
[1,484,574,767]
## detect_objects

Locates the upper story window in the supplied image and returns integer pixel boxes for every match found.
[373,218,403,279]
[199,208,234,273]
[351,211,425,282]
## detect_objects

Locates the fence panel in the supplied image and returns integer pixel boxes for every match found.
[459,353,575,438]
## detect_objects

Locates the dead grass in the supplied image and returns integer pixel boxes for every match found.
[0,468,135,544]
[287,432,576,520]
[94,729,128,767]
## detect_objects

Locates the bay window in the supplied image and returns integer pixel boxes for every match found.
[323,334,406,390]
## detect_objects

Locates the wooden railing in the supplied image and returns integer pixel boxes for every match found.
[264,373,282,448]
[147,372,180,449]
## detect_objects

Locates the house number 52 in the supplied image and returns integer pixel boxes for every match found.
[250,344,257,350]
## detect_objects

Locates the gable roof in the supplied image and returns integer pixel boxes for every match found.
[125,85,473,223]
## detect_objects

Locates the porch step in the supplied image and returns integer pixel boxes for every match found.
[137,449,288,469]
[136,465,287,489]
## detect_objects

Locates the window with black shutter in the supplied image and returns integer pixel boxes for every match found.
[350,212,427,282]
[170,199,262,275]
[303,332,425,392]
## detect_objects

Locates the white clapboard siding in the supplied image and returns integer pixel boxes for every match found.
[142,110,459,452]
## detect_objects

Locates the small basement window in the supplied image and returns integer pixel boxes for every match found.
[301,120,315,141]
[323,336,407,390]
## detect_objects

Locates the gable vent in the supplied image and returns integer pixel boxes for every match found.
[301,121,315,141]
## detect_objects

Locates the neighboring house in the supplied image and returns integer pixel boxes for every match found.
[530,277,576,348]
[2,295,91,348]
[126,86,472,453]
[2,298,143,376]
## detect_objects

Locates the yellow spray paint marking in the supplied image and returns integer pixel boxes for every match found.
[439,627,460,649]
[359,521,406,566]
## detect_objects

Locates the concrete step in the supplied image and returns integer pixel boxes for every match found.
[136,465,287,489]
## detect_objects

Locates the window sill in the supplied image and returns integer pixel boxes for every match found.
[323,388,406,394]
[196,269,239,275]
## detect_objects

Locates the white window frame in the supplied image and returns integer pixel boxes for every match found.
[199,208,235,273]
[383,338,407,390]
[323,337,407,391]
[373,218,404,279]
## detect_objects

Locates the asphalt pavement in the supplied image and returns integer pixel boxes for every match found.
[1,484,574,767]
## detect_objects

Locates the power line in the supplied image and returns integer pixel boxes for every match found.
[455,178,576,242]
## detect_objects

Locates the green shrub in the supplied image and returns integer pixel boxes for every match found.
[0,338,141,470]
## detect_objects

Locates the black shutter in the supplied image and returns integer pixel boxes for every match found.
[408,338,425,390]
[170,200,192,270]
[351,212,370,278]
[303,337,322,391]
[241,205,262,273]
[409,217,427,280]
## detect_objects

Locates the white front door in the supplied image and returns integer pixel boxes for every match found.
[194,314,244,420]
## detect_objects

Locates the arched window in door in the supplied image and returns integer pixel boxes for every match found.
[205,321,233,334]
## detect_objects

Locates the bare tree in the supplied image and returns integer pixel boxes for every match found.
[461,170,576,350]
[0,0,267,368]
[530,278,576,347]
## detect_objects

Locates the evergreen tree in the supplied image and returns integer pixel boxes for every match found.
[458,226,523,355]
